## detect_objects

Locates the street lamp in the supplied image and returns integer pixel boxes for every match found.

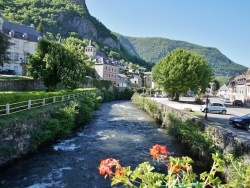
[205,87,210,120]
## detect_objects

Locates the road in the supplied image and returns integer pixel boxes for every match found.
[151,96,250,142]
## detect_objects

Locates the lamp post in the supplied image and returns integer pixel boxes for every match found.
[143,76,146,94]
[205,87,210,120]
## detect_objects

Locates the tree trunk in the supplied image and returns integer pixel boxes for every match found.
[174,93,180,101]
[47,85,56,92]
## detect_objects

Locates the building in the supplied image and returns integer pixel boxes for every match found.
[129,75,142,88]
[84,40,121,85]
[84,39,96,58]
[226,67,250,106]
[93,57,119,84]
[0,16,42,75]
[144,72,152,88]
[117,74,129,88]
[217,84,229,97]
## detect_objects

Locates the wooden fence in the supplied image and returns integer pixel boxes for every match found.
[0,90,96,116]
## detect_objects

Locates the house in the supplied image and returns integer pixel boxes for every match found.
[129,75,142,88]
[227,67,250,105]
[246,68,250,105]
[217,84,228,98]
[117,74,129,88]
[93,57,119,84]
[0,16,42,75]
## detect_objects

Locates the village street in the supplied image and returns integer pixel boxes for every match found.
[152,96,250,144]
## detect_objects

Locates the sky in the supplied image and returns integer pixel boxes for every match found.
[85,0,249,68]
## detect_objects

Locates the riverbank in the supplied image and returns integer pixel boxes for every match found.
[0,93,102,167]
[131,93,250,185]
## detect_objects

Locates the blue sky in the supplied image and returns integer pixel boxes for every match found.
[85,0,249,68]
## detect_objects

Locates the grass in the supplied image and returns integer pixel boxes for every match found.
[0,76,34,81]
[0,102,63,124]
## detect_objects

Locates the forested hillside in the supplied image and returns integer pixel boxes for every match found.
[115,34,248,77]
[0,0,152,70]
[0,0,247,76]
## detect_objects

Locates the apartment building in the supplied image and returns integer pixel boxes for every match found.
[0,16,42,75]
[227,67,250,105]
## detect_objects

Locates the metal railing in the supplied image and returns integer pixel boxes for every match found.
[0,91,96,116]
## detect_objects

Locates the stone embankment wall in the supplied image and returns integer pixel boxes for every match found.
[0,109,54,167]
[0,80,93,91]
[0,80,45,91]
[156,103,250,160]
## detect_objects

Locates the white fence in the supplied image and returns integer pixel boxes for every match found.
[0,90,96,116]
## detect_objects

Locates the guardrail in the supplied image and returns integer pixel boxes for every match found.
[0,90,96,116]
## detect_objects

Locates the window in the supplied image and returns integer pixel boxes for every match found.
[23,42,29,52]
[14,41,19,48]
[14,52,19,61]
[9,52,14,60]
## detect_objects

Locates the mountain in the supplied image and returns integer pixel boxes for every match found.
[1,0,247,77]
[1,0,152,69]
[115,34,248,77]
[1,0,119,49]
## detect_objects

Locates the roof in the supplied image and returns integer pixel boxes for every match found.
[219,84,228,91]
[94,57,123,67]
[118,74,128,78]
[2,20,41,42]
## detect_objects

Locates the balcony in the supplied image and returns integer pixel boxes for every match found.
[246,79,250,85]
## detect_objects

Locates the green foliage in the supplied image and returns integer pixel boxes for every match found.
[33,93,102,144]
[92,79,113,90]
[224,155,250,187]
[116,35,248,77]
[27,39,86,91]
[0,88,97,105]
[215,76,230,87]
[1,0,152,71]
[152,48,213,101]
[101,147,250,187]
[131,93,161,117]
[166,113,216,160]
[0,76,34,81]
[0,32,12,66]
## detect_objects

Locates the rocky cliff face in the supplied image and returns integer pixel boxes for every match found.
[54,0,120,50]
[53,11,98,39]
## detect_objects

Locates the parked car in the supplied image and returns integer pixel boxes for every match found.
[229,114,250,131]
[221,98,231,103]
[200,102,227,114]
[232,99,243,106]
[0,69,16,75]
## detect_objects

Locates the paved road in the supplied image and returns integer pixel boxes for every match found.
[151,96,250,143]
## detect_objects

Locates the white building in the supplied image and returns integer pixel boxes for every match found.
[0,16,42,75]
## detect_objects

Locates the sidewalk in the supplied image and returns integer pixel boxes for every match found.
[151,97,201,112]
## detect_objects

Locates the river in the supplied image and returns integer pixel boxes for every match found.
[0,100,196,188]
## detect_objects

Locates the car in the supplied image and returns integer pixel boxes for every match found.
[229,114,250,131]
[200,102,227,114]
[232,100,243,106]
[0,69,16,75]
[222,98,231,103]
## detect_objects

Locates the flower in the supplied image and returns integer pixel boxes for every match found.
[99,158,120,176]
[150,144,170,160]
[167,164,180,173]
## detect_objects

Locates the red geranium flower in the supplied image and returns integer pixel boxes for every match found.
[150,144,170,160]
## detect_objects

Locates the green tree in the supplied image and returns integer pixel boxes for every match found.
[27,39,86,91]
[37,21,44,33]
[152,48,213,101]
[0,32,11,67]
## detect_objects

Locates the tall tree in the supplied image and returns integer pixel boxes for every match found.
[0,32,11,67]
[27,39,86,91]
[152,48,213,101]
